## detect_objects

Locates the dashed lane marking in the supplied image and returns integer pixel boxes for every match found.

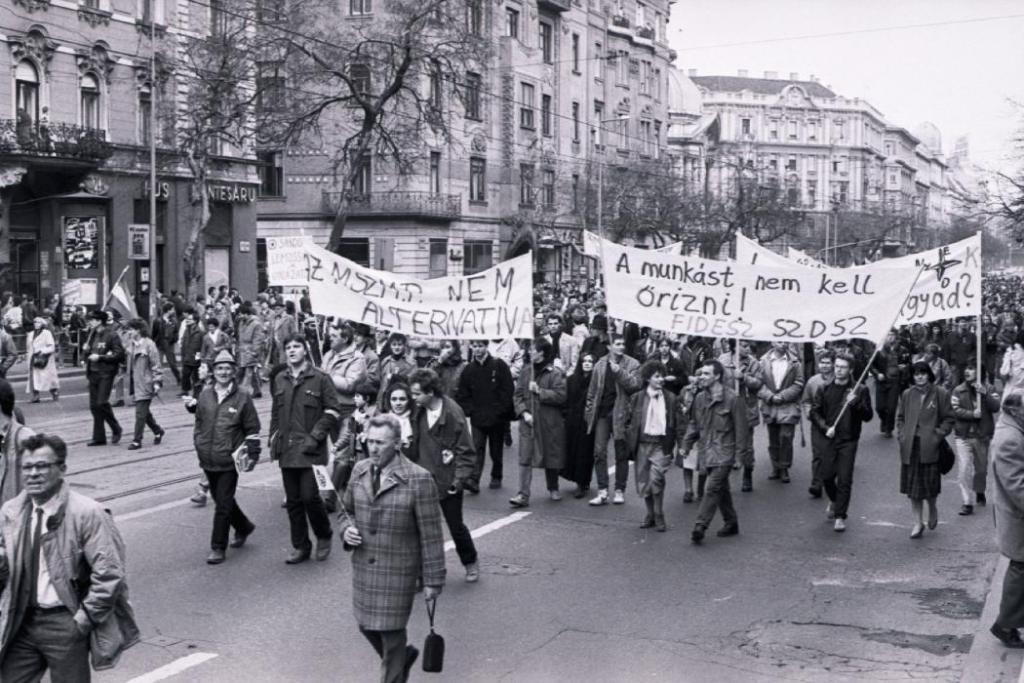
[445,510,531,552]
[124,652,218,683]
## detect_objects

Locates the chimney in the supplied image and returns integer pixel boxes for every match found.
[789,72,799,81]
[737,69,748,77]
[687,68,697,77]
[809,74,818,83]
[764,71,777,79]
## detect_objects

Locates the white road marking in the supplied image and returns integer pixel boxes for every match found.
[117,471,282,522]
[444,511,530,552]
[125,653,218,683]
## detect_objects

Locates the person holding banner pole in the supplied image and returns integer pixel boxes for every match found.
[950,364,1000,515]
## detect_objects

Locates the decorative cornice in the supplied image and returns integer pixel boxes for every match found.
[77,6,112,27]
[12,0,50,13]
[9,29,57,74]
[76,43,116,83]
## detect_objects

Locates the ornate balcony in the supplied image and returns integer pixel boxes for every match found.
[0,119,113,164]
[537,0,570,12]
[322,190,461,221]
[634,25,655,40]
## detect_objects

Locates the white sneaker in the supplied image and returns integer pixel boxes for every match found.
[549,490,562,501]
[834,518,846,533]
[589,490,609,506]
[612,490,625,505]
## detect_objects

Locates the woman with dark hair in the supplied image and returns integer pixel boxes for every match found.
[509,336,567,507]
[562,352,597,498]
[383,381,415,451]
[897,360,956,538]
[430,339,465,396]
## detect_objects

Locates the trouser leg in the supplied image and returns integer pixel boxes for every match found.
[359,628,409,683]
[283,468,331,549]
[207,469,251,550]
[954,437,975,505]
[488,425,505,482]
[974,437,990,495]
[767,423,780,471]
[777,423,795,470]
[545,468,559,491]
[832,440,857,519]
[0,609,92,683]
[471,425,487,486]
[695,466,735,528]
[162,344,181,383]
[439,491,477,566]
[613,438,629,491]
[133,399,151,443]
[518,464,532,499]
[592,416,611,490]
[998,560,1024,630]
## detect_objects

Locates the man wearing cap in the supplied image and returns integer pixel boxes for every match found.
[83,310,125,446]
[186,350,261,564]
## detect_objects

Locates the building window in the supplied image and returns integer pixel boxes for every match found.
[210,0,226,36]
[787,187,799,205]
[786,156,797,171]
[539,21,553,64]
[639,120,652,156]
[653,120,661,158]
[350,0,371,15]
[808,180,817,206]
[519,82,535,130]
[808,120,818,141]
[594,42,603,79]
[16,62,40,126]
[428,62,442,110]
[429,151,441,193]
[571,174,580,212]
[429,239,447,278]
[571,33,580,72]
[593,100,604,146]
[740,118,751,136]
[469,156,486,201]
[519,163,534,206]
[639,61,649,94]
[768,119,778,140]
[140,0,165,24]
[463,240,493,275]
[464,72,481,120]
[350,63,371,97]
[81,0,99,8]
[466,0,482,35]
[338,238,370,267]
[788,120,798,140]
[768,158,778,171]
[506,7,518,37]
[542,169,555,207]
[838,181,849,204]
[80,74,101,130]
[617,51,628,84]
[352,155,371,196]
[834,119,845,141]
[541,94,552,136]
[257,150,284,197]
[256,62,286,113]
[572,101,580,141]
[138,85,151,145]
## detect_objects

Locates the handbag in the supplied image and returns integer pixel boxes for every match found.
[937,437,955,476]
[31,353,50,369]
[421,597,445,673]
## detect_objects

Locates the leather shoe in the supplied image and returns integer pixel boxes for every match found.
[230,525,254,548]
[285,547,311,564]
[315,536,332,561]
[977,493,987,506]
[780,469,791,483]
[958,504,974,516]
[691,526,706,544]
[87,440,106,447]
[808,485,822,498]
[464,480,480,494]
[767,470,781,480]
[489,479,502,490]
[154,430,165,445]
[716,524,739,537]
[206,549,226,565]
[639,515,655,529]
[910,524,924,539]
[682,491,694,503]
[991,624,1024,648]
[403,645,420,678]
[654,515,667,532]
[111,429,123,444]
[127,442,142,450]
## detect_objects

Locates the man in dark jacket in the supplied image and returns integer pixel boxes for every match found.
[810,354,873,532]
[83,310,125,446]
[270,333,341,564]
[186,350,261,564]
[409,368,479,583]
[872,330,911,438]
[456,340,513,493]
[152,303,181,385]
[951,364,1001,516]
[179,308,204,398]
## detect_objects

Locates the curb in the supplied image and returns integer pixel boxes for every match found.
[962,555,1024,682]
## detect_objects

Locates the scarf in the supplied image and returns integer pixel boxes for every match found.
[644,388,666,436]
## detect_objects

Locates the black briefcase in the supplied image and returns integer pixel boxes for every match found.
[422,597,445,673]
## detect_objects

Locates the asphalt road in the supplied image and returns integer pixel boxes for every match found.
[12,393,1007,682]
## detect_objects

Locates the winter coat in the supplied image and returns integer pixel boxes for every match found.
[322,345,368,408]
[128,338,163,401]
[810,380,873,442]
[0,329,16,377]
[0,421,34,507]
[430,358,465,398]
[179,324,204,367]
[896,384,955,465]
[408,396,475,498]
[682,383,749,469]
[269,364,341,468]
[83,325,125,378]
[27,328,58,394]
[237,318,267,368]
[584,354,641,439]
[548,333,580,376]
[757,349,805,424]
[624,388,677,457]
[992,410,1024,561]
[200,330,232,367]
[0,485,140,670]
[514,363,567,470]
[455,354,514,429]
[189,382,261,471]
[718,351,763,426]
[339,455,446,631]
[951,381,1001,440]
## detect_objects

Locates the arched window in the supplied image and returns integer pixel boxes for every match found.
[15,61,39,124]
[80,74,100,130]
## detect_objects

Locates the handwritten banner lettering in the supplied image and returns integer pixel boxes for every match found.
[267,239,534,340]
[583,230,681,257]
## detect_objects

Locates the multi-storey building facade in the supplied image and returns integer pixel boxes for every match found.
[255,0,677,284]
[0,0,259,311]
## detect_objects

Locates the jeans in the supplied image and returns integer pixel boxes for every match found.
[592,414,628,491]
[206,469,253,550]
[0,608,91,682]
[88,373,120,443]
[439,491,477,566]
[281,467,332,549]
[820,439,858,519]
[518,466,559,499]
[954,436,990,505]
[239,366,262,396]
[181,363,201,397]
[132,399,162,444]
[738,424,755,469]
[875,381,900,434]
[809,427,829,490]
[471,423,505,484]
[694,465,737,529]
[359,628,409,683]
[767,423,795,471]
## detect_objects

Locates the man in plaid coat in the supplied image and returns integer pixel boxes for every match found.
[340,413,446,682]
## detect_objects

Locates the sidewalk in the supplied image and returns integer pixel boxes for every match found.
[962,555,1024,682]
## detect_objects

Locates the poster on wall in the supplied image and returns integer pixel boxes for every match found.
[62,278,98,306]
[127,224,151,260]
[63,217,101,272]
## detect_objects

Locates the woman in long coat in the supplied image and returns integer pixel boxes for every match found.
[562,352,597,498]
[509,336,566,506]
[990,392,1024,646]
[26,316,58,402]
[897,360,955,538]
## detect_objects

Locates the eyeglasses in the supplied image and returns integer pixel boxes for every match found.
[21,462,59,473]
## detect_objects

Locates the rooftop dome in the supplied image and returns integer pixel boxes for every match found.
[912,122,942,155]
[667,67,703,115]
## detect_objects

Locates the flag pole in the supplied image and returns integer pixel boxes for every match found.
[976,229,983,386]
[828,263,927,432]
[102,265,132,311]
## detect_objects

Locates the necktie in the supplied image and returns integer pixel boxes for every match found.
[371,466,380,496]
[27,508,43,609]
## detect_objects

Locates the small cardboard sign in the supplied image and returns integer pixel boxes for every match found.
[312,465,336,493]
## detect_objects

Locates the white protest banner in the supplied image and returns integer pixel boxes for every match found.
[266,235,315,286]
[787,246,826,269]
[737,233,981,325]
[598,234,922,343]
[583,230,680,257]
[266,239,534,340]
